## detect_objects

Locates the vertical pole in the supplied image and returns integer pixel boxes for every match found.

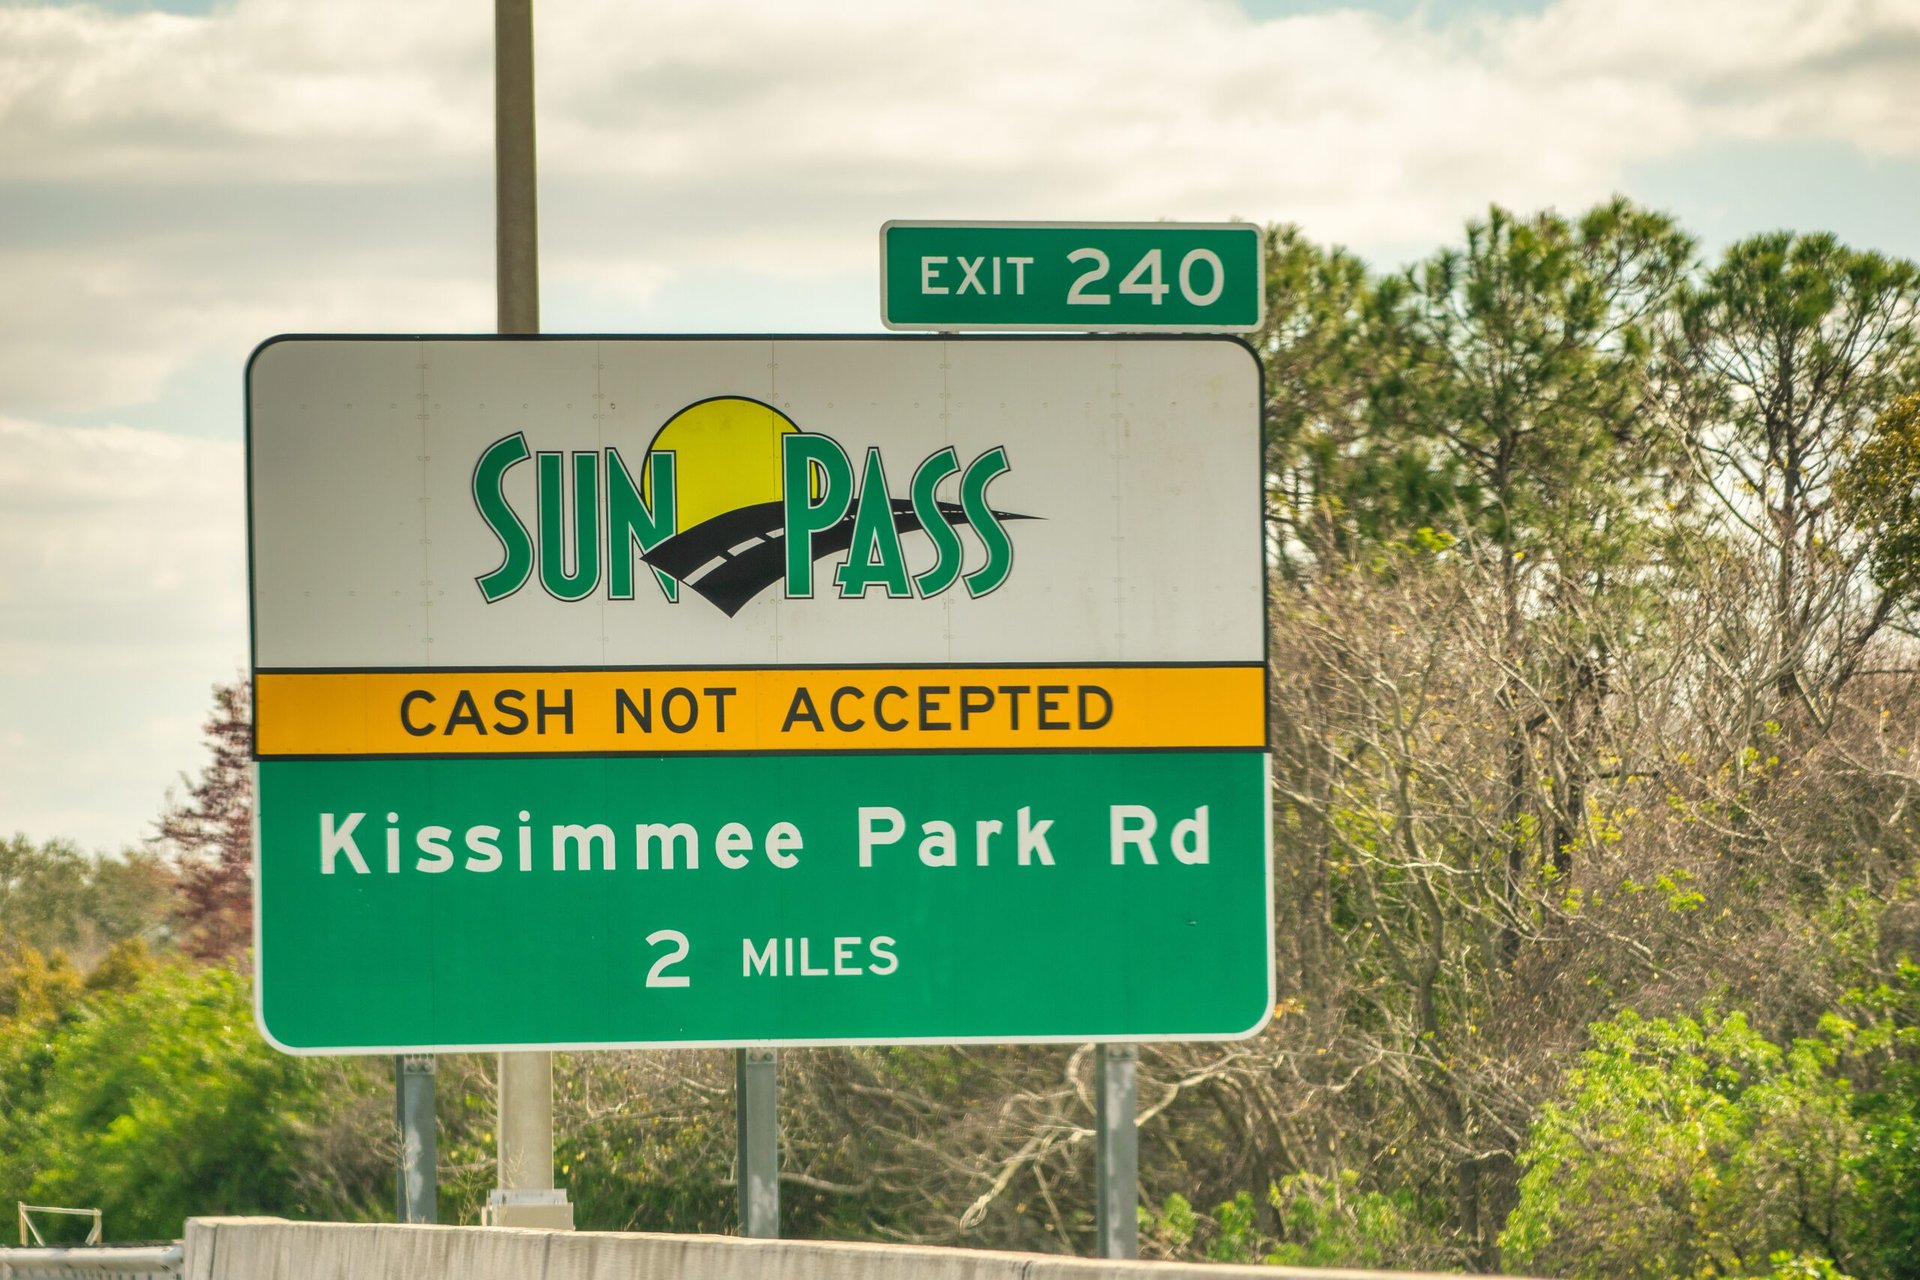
[497,1049,553,1188]
[495,0,539,337]
[395,1054,438,1223]
[489,0,568,1229]
[1094,1044,1139,1259]
[735,1048,780,1238]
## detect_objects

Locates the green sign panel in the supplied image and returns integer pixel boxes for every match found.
[881,221,1263,331]
[257,752,1270,1050]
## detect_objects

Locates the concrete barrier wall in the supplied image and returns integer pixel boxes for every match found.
[182,1218,1534,1280]
[0,1246,182,1278]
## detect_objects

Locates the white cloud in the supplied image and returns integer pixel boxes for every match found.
[2,0,1916,421]
[1495,0,1920,157]
[0,1,490,182]
[0,416,246,851]
[0,418,241,629]
[0,234,494,414]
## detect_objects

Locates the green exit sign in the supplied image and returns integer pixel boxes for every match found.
[882,221,1263,332]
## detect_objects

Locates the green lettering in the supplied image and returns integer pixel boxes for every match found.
[538,451,601,601]
[606,446,677,602]
[909,446,963,597]
[473,433,533,602]
[961,446,1014,598]
[782,434,853,599]
[835,448,912,599]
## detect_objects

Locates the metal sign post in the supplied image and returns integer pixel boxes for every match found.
[735,1049,780,1237]
[486,0,570,1230]
[395,1054,438,1223]
[1094,1045,1139,1259]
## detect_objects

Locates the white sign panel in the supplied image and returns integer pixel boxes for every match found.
[247,336,1263,671]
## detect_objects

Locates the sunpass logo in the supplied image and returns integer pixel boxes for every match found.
[472,396,1031,616]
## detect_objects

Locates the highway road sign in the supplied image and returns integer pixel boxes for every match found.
[247,335,1271,1052]
[881,221,1263,332]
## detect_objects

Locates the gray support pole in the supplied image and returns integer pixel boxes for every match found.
[489,1,568,1229]
[1094,1044,1139,1259]
[495,0,539,336]
[395,1055,438,1223]
[735,1049,779,1238]
[497,1049,553,1188]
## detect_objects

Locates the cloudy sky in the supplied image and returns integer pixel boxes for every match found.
[2,0,1917,855]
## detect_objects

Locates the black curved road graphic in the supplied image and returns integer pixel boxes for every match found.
[641,500,1034,616]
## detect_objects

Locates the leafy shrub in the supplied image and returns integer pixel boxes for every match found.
[1504,1007,1862,1278]
[0,960,384,1238]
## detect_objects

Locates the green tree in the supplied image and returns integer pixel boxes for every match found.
[1139,1173,1444,1269]
[0,834,90,956]
[1680,234,1920,719]
[0,943,83,1021]
[1389,200,1692,561]
[1,835,175,967]
[1844,961,1920,1279]
[0,961,384,1237]
[1390,198,1693,900]
[1271,201,1696,1263]
[1504,1008,1864,1278]
[1837,391,1920,612]
[1256,225,1455,573]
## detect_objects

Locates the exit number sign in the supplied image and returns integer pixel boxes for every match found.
[881,221,1263,332]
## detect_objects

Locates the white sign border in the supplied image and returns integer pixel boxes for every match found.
[245,331,1277,1055]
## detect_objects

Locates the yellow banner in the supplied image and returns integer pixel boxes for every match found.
[255,666,1264,757]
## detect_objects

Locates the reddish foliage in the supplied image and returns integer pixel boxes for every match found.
[159,680,255,963]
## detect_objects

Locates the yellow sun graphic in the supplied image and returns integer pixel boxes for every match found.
[643,396,804,532]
